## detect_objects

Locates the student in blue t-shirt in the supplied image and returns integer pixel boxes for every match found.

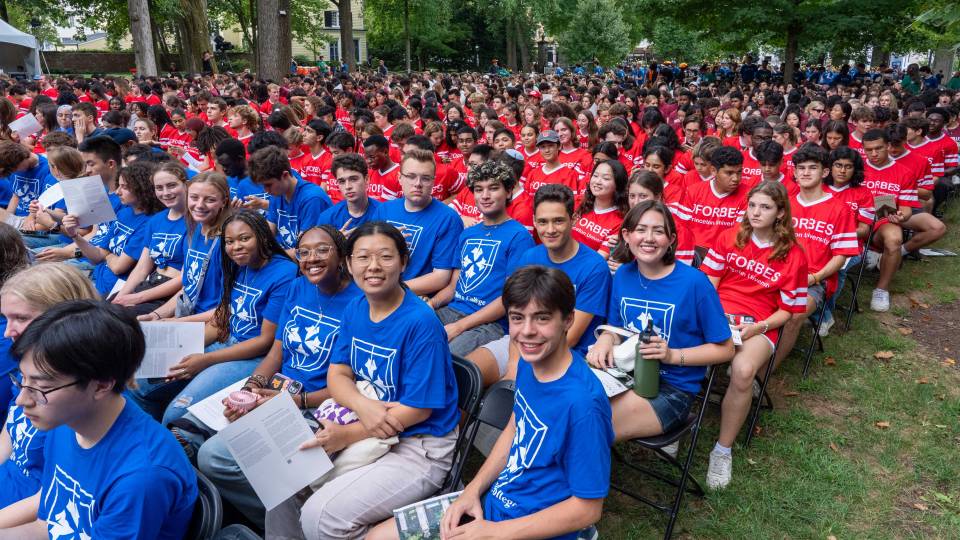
[432,266,612,540]
[197,225,362,528]
[0,141,52,220]
[470,184,611,386]
[317,153,380,232]
[64,161,164,296]
[143,171,231,321]
[129,210,298,427]
[286,221,459,540]
[1,300,197,538]
[429,160,533,374]
[250,145,331,257]
[0,262,99,510]
[587,200,734,441]
[111,162,189,316]
[372,148,463,295]
[214,138,269,208]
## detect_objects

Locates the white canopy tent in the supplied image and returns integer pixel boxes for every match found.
[0,19,42,78]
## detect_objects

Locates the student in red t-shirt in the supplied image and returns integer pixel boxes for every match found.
[571,160,629,252]
[740,123,773,184]
[523,130,581,200]
[682,137,720,189]
[846,106,876,160]
[673,146,749,250]
[449,144,493,225]
[642,145,685,204]
[300,119,334,191]
[554,117,593,192]
[675,115,706,175]
[755,140,797,196]
[362,135,402,202]
[205,98,235,135]
[228,105,260,152]
[701,181,808,489]
[776,144,859,363]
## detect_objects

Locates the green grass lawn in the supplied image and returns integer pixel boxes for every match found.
[600,201,960,539]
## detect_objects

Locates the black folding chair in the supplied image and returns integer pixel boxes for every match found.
[612,366,717,540]
[441,355,485,493]
[841,223,878,332]
[186,467,224,540]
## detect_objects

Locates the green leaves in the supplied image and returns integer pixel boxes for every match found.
[558,0,630,65]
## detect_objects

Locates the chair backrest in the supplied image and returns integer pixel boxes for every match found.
[186,467,224,540]
[442,356,485,493]
[476,379,516,431]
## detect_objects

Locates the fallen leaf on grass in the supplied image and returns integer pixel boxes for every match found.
[943,358,956,367]
[916,377,929,384]
[746,458,757,465]
[897,327,914,335]
[753,425,762,436]
[874,351,895,360]
[829,442,839,453]
[912,503,928,511]
[827,536,838,540]
[784,391,800,397]
[875,421,891,429]
[824,356,836,366]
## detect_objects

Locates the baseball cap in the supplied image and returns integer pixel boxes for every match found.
[536,130,560,145]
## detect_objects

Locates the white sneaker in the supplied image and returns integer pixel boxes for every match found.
[871,288,890,312]
[706,448,733,490]
[865,250,881,270]
[661,441,679,458]
[818,313,835,337]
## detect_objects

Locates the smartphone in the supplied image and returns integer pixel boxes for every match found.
[269,373,303,395]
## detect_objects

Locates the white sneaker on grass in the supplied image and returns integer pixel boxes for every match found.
[661,441,679,458]
[706,449,732,490]
[865,250,881,270]
[871,288,890,312]
[818,312,835,337]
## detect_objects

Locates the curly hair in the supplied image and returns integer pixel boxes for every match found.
[119,161,164,214]
[466,159,517,194]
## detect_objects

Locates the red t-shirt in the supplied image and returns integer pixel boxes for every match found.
[740,148,764,184]
[520,148,545,170]
[432,159,466,200]
[558,147,593,195]
[722,134,748,151]
[367,163,402,201]
[863,159,921,209]
[674,150,694,176]
[159,125,193,154]
[299,149,333,189]
[524,164,580,201]
[662,170,686,205]
[848,132,866,160]
[702,228,809,343]
[824,183,875,227]
[890,148,933,190]
[571,207,624,251]
[146,95,162,106]
[790,192,860,297]
[673,180,748,249]
[681,169,714,190]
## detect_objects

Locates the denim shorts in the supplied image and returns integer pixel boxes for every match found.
[649,382,695,433]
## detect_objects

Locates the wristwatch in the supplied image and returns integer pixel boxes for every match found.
[74,247,83,259]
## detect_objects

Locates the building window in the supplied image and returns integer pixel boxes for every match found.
[354,39,360,62]
[324,11,340,28]
[329,40,340,62]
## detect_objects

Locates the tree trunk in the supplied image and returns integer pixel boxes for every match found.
[333,0,356,72]
[870,47,889,68]
[256,0,291,81]
[249,0,259,50]
[128,0,158,76]
[403,0,411,73]
[178,0,210,74]
[537,39,547,74]
[783,24,799,86]
[0,0,9,23]
[505,19,517,72]
[516,19,529,73]
[932,45,956,80]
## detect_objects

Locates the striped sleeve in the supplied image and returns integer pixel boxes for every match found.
[778,249,809,313]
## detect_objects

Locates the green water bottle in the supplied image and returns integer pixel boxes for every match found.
[633,318,660,398]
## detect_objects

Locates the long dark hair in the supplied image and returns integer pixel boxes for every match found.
[578,159,629,216]
[213,210,291,342]
[147,104,172,132]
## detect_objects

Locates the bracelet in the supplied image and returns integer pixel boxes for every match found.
[150,311,161,321]
[760,321,770,334]
[245,374,268,389]
[679,348,686,367]
[300,390,308,409]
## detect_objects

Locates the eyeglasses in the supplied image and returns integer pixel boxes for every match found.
[351,252,399,266]
[295,245,334,260]
[400,173,435,185]
[8,372,81,405]
[812,108,825,113]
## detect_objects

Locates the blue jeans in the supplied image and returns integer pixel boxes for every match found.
[823,254,863,317]
[127,337,262,426]
[21,234,62,250]
[198,432,266,528]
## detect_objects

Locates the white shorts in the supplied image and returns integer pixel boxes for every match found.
[480,334,511,377]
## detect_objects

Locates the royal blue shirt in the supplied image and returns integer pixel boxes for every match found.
[38,400,197,539]
[516,243,610,354]
[332,289,459,437]
[484,354,613,539]
[275,277,363,391]
[182,227,223,313]
[10,155,52,216]
[227,174,268,202]
[448,219,533,322]
[373,199,463,280]
[229,255,298,341]
[0,317,14,406]
[0,176,11,209]
[0,401,45,509]
[267,178,332,249]
[91,205,153,296]
[124,208,187,271]
[607,262,730,393]
[317,199,380,230]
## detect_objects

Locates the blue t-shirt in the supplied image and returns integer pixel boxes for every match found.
[38,400,197,539]
[124,208,187,271]
[0,400,45,509]
[484,354,613,539]
[91,205,153,296]
[10,155,52,216]
[0,317,14,406]
[448,219,533,322]
[182,227,223,313]
[227,175,268,202]
[275,277,364,392]
[229,255,298,341]
[373,199,463,280]
[267,178,332,249]
[332,289,459,437]
[317,199,380,230]
[516,243,610,354]
[607,262,730,393]
[0,176,12,209]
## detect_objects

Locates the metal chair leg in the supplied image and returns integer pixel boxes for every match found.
[802,304,827,379]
